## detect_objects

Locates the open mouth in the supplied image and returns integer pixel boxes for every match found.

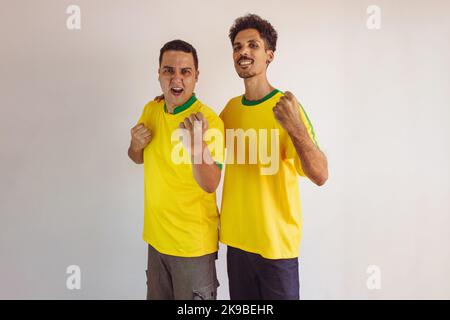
[170,87,184,96]
[237,58,254,68]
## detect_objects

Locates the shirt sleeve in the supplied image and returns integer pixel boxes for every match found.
[136,106,146,125]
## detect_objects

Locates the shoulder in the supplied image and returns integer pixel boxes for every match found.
[220,95,243,117]
[272,89,285,102]
[139,99,163,121]
[143,99,164,112]
[224,95,242,108]
[196,100,219,118]
[195,100,224,129]
[140,99,163,116]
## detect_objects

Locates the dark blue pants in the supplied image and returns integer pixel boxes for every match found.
[227,246,300,300]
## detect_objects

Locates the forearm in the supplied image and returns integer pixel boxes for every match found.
[288,128,328,186]
[128,142,144,164]
[191,143,221,193]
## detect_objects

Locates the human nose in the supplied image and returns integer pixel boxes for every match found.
[239,45,250,57]
[171,70,183,83]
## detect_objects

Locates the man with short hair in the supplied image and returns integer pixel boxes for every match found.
[220,14,329,300]
[128,39,223,300]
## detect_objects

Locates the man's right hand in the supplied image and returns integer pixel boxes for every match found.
[130,123,152,151]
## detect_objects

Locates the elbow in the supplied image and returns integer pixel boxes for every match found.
[314,157,329,186]
[128,155,142,165]
[128,149,143,164]
[203,186,216,194]
[202,181,220,193]
[315,176,327,186]
[313,169,328,187]
[201,184,216,194]
[201,175,221,194]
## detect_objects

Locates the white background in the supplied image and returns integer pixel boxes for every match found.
[0,0,449,299]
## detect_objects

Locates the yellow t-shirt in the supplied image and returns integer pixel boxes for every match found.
[219,89,319,259]
[136,94,224,257]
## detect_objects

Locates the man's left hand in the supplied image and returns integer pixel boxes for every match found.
[273,91,306,135]
[179,112,209,158]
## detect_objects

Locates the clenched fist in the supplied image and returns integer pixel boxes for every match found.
[179,112,209,158]
[130,123,152,152]
[272,91,306,135]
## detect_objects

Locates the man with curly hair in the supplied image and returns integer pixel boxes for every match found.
[220,14,329,300]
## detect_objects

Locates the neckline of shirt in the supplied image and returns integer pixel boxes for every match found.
[241,89,281,106]
[164,94,197,115]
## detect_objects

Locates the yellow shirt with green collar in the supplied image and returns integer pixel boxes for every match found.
[219,89,319,259]
[136,94,224,257]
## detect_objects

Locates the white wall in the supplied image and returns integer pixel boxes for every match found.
[0,0,449,299]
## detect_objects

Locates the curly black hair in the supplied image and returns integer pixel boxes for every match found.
[229,14,278,51]
[159,39,198,70]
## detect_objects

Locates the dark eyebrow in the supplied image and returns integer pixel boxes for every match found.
[233,39,261,46]
[162,66,193,71]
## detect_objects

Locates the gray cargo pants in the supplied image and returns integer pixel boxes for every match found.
[146,244,220,300]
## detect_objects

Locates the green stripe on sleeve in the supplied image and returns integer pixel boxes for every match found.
[298,103,319,147]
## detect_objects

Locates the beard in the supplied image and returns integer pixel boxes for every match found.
[237,69,257,79]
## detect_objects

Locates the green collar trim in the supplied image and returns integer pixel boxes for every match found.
[164,94,197,114]
[241,89,281,106]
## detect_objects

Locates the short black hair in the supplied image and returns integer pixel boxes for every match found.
[159,39,199,70]
[229,14,278,51]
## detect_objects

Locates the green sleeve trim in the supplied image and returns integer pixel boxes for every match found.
[298,103,319,147]
[214,161,223,170]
